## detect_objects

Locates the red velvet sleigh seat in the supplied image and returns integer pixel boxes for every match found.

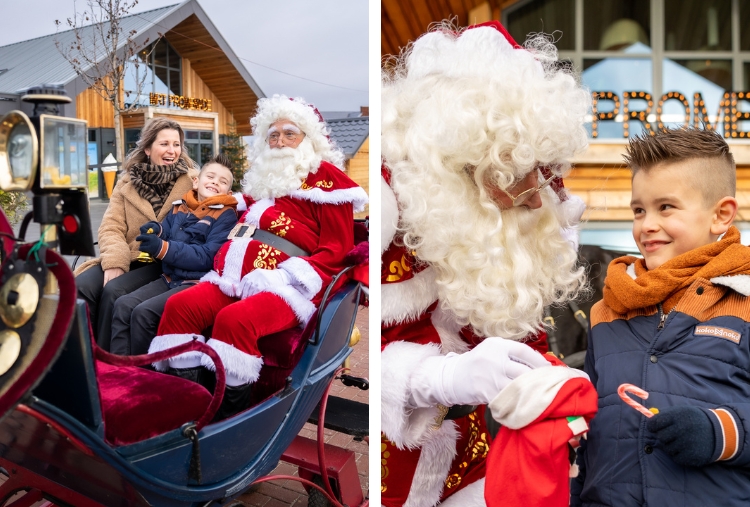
[96,361,213,446]
[94,323,309,446]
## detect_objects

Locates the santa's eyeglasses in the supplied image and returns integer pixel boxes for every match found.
[497,170,556,207]
[466,164,558,207]
[268,130,305,145]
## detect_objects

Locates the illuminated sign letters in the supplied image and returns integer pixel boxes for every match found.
[591,91,750,138]
[149,93,212,112]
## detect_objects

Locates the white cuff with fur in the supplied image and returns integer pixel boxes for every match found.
[279,257,322,299]
[201,338,264,384]
[382,341,448,448]
[148,333,206,372]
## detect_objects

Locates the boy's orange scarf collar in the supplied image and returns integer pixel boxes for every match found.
[182,190,237,210]
[603,226,750,314]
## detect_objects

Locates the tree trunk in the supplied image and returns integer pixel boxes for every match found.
[113,109,124,169]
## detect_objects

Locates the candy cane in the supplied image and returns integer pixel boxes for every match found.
[618,383,657,418]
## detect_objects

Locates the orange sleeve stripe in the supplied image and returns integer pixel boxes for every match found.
[710,408,739,461]
[157,240,169,260]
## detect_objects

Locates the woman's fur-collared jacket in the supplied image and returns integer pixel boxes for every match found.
[74,167,198,275]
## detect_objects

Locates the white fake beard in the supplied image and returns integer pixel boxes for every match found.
[396,177,584,340]
[242,137,318,199]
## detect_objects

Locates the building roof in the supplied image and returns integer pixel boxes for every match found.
[0,0,264,134]
[327,116,369,158]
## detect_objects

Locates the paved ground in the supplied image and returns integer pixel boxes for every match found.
[17,198,370,506]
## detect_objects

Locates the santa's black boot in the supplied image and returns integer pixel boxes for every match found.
[213,383,252,421]
[166,366,216,393]
[166,366,202,384]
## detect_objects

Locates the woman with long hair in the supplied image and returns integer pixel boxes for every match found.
[75,117,197,351]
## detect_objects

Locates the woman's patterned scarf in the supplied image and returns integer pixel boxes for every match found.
[130,159,189,216]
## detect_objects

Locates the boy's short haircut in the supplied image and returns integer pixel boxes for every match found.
[201,153,234,187]
[623,127,736,205]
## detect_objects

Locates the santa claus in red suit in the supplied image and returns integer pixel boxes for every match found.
[381,22,597,507]
[149,94,368,420]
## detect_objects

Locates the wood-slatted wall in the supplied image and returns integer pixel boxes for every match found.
[182,59,238,135]
[75,58,236,135]
[347,137,369,218]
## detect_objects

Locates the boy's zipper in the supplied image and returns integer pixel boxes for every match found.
[657,303,668,329]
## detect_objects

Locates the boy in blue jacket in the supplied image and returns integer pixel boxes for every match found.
[571,127,750,507]
[109,154,238,356]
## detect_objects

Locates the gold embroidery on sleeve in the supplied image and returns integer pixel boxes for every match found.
[269,212,294,237]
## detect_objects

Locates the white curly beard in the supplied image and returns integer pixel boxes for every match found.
[241,136,320,199]
[393,172,585,340]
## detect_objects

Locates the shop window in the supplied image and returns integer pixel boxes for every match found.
[125,128,140,155]
[185,130,214,166]
[665,0,731,51]
[584,0,650,52]
[123,38,182,106]
[505,0,750,140]
[506,0,575,50]
[583,58,652,138]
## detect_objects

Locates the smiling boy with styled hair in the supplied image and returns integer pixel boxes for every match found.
[108,153,238,357]
[571,127,750,507]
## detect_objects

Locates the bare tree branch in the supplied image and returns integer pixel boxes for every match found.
[55,0,161,164]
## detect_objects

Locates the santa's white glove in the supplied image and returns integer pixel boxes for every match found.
[560,194,586,251]
[239,268,291,299]
[408,338,550,408]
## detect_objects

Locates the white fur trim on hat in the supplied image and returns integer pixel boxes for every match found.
[382,175,399,255]
[279,257,322,299]
[288,186,369,213]
[201,338,264,384]
[381,267,438,326]
[382,341,446,448]
[488,365,589,429]
[148,333,206,372]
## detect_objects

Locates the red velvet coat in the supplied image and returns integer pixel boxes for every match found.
[202,161,368,325]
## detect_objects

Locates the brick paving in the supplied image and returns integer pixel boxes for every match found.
[237,306,370,506]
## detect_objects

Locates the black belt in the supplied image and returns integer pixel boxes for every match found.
[252,229,309,257]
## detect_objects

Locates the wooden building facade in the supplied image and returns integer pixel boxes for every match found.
[382,0,750,250]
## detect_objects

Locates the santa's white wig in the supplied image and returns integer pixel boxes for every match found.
[248,94,345,170]
[382,22,591,339]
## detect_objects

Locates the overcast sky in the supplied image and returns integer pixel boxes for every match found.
[0,0,369,113]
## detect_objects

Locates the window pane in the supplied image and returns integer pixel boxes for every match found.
[125,129,140,155]
[582,57,653,139]
[200,131,212,140]
[167,43,180,69]
[664,0,730,51]
[153,39,167,66]
[201,143,213,165]
[741,2,750,50]
[584,0,650,52]
[661,59,730,132]
[169,70,181,96]
[185,142,198,163]
[185,131,199,140]
[506,0,575,51]
[153,66,169,95]
[123,61,152,106]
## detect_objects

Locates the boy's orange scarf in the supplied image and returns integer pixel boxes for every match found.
[603,226,750,314]
[182,190,237,211]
